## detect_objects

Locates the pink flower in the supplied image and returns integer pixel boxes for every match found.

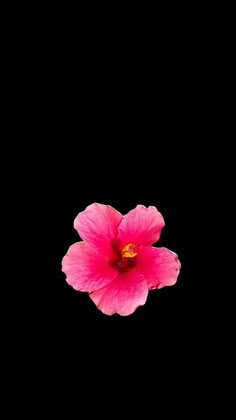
[62,203,181,316]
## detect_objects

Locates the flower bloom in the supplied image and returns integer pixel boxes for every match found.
[62,203,181,316]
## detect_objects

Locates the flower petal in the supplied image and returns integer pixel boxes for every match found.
[62,242,117,292]
[89,269,148,316]
[137,247,181,289]
[74,203,123,258]
[117,205,165,248]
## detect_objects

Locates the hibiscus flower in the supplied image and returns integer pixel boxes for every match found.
[62,203,181,316]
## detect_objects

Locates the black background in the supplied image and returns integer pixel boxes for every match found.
[15,26,221,412]
[4,1,233,413]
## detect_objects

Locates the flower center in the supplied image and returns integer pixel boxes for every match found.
[115,243,138,270]
[121,243,138,258]
[110,241,138,270]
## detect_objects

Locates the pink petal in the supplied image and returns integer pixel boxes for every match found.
[89,269,148,316]
[74,203,123,259]
[136,247,181,289]
[62,242,117,292]
[117,205,165,248]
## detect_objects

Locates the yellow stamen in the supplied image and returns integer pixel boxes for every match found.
[121,243,138,258]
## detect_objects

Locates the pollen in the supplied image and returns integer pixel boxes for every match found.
[121,243,138,258]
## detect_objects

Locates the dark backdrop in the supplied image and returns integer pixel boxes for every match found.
[7,6,230,416]
[21,36,216,413]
